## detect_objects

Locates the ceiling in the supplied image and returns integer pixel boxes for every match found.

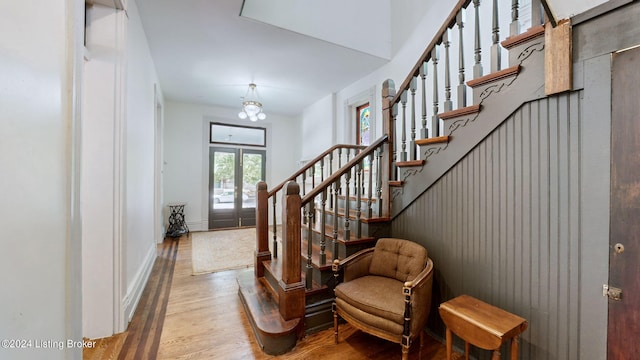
[134,0,393,117]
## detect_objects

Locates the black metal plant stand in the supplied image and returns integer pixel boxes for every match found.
[166,203,189,238]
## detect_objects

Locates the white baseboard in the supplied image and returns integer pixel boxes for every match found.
[122,244,156,322]
[186,220,207,232]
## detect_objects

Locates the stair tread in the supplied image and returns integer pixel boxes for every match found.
[396,160,425,167]
[237,269,301,335]
[389,180,404,187]
[415,135,452,145]
[501,24,545,49]
[467,65,521,88]
[439,105,482,120]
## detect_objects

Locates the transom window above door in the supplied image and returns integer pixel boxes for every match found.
[210,122,266,147]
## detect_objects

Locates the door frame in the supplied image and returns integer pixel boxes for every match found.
[208,146,266,229]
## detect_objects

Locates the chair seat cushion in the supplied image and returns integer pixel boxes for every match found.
[335,275,405,327]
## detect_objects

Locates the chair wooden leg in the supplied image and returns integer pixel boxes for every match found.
[402,344,409,360]
[333,309,339,344]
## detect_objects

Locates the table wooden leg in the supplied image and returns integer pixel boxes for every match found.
[465,342,470,360]
[492,349,501,360]
[511,336,519,360]
[445,327,452,360]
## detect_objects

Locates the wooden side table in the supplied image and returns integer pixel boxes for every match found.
[439,295,527,360]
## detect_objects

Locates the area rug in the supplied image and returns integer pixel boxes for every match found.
[191,228,256,275]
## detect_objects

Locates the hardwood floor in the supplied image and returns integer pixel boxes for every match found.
[86,234,462,360]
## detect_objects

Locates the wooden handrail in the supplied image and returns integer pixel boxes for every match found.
[391,0,471,106]
[267,144,366,197]
[301,135,389,205]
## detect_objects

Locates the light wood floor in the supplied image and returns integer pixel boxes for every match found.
[85,234,462,360]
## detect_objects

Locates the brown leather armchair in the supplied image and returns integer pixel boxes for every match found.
[332,238,434,360]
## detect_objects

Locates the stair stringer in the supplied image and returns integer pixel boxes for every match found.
[390,38,547,218]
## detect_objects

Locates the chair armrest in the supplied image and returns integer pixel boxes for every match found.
[332,247,375,283]
[403,258,434,336]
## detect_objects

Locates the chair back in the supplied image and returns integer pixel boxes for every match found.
[369,238,428,282]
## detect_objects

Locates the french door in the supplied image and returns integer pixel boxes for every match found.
[208,147,265,229]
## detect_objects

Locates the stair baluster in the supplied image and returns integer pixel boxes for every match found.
[319,189,327,265]
[420,63,429,139]
[332,180,340,260]
[344,170,351,240]
[491,0,502,72]
[457,11,467,108]
[410,78,417,160]
[356,160,362,239]
[392,102,399,180]
[431,47,440,137]
[473,0,483,78]
[272,195,278,258]
[400,90,408,162]
[328,152,334,209]
[510,0,519,36]
[367,152,374,218]
[444,30,453,112]
[306,202,313,290]
[376,147,383,217]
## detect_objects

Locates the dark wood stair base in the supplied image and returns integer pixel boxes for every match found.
[237,270,300,356]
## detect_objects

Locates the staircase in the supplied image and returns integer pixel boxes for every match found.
[238,0,551,355]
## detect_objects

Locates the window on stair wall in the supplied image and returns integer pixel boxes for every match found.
[356,103,371,146]
[356,103,372,173]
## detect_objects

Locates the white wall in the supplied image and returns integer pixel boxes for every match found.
[82,0,162,339]
[548,0,609,19]
[300,94,335,160]
[163,102,300,229]
[82,3,122,340]
[123,0,162,325]
[0,0,84,359]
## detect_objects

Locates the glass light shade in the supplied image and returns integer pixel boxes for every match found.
[238,84,266,121]
[243,101,261,116]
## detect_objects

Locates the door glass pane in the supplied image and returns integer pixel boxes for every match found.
[242,152,264,209]
[213,151,236,210]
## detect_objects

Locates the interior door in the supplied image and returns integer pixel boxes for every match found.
[209,147,265,229]
[608,46,640,359]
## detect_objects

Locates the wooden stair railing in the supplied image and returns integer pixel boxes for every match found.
[384,0,545,182]
[255,143,366,277]
[253,135,390,328]
[299,135,389,289]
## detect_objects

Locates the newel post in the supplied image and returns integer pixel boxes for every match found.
[279,181,305,323]
[381,79,396,218]
[255,181,271,277]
